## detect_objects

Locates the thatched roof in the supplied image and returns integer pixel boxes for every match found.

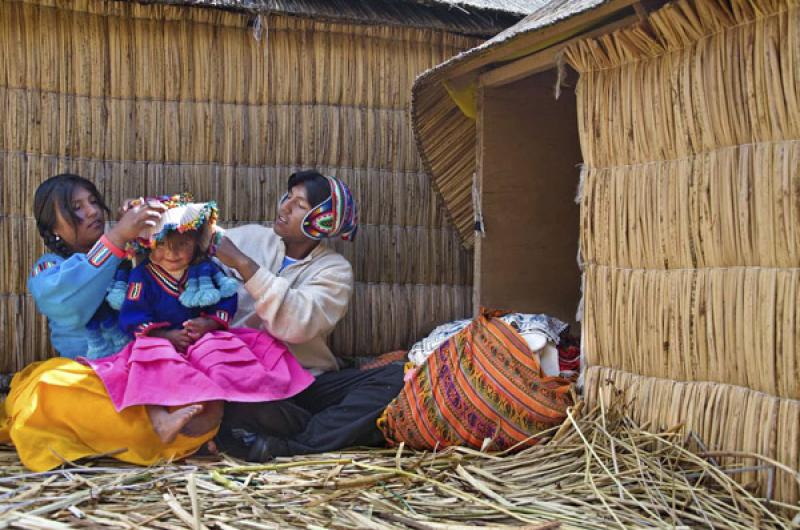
[406,0,551,15]
[410,0,638,247]
[129,0,540,36]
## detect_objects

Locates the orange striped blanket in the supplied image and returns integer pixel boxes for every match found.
[378,310,574,451]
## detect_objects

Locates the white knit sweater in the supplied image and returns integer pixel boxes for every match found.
[221,224,354,373]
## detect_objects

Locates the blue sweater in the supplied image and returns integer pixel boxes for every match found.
[28,237,125,359]
[118,259,237,336]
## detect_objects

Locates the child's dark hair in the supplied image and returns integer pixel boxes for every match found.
[287,170,331,207]
[33,174,110,257]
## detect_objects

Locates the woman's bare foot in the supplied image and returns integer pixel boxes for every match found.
[146,404,204,444]
[180,401,224,437]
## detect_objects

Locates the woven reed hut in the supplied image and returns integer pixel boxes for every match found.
[0,0,546,372]
[412,0,800,507]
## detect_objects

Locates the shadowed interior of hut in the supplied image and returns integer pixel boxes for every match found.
[475,68,582,332]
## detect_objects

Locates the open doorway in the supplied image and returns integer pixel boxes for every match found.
[475,68,582,332]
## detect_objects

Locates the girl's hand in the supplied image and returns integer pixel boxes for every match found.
[150,328,193,353]
[183,317,222,342]
[106,200,166,248]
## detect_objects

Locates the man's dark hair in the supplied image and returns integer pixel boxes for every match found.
[287,170,331,207]
[33,173,110,257]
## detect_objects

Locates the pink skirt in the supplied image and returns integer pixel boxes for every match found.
[84,328,314,412]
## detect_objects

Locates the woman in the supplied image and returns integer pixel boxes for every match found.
[0,174,217,471]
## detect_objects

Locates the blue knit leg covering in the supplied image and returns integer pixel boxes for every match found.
[105,280,128,310]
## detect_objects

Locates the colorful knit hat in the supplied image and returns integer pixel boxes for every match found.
[106,193,239,310]
[126,193,217,256]
[294,176,358,241]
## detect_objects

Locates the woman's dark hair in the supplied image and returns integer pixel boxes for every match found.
[33,174,110,257]
[287,170,331,207]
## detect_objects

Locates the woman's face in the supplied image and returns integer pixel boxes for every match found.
[52,186,106,253]
[149,232,197,276]
[274,183,312,242]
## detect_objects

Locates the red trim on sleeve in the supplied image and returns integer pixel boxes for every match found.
[100,235,126,259]
[134,321,171,337]
[201,310,230,330]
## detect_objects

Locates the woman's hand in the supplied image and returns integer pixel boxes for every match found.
[106,200,166,249]
[183,317,222,342]
[116,197,138,221]
[214,236,260,282]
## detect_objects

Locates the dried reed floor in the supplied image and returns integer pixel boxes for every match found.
[0,400,796,529]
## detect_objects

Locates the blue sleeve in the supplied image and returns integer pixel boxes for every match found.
[28,238,124,329]
[118,266,166,336]
[205,292,238,327]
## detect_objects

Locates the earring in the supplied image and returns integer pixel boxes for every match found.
[54,234,61,241]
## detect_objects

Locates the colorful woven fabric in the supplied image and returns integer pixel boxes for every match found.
[378,310,574,452]
[300,176,358,241]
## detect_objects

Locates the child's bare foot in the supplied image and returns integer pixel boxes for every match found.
[180,401,224,437]
[147,404,204,444]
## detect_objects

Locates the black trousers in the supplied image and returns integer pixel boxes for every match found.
[216,363,405,460]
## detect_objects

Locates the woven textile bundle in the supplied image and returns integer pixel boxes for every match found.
[379,309,574,451]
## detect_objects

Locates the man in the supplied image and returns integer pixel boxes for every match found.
[213,170,404,461]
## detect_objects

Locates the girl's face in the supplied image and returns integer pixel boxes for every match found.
[52,186,106,253]
[150,232,197,275]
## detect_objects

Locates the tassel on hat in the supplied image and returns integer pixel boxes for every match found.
[213,267,240,298]
[191,261,223,308]
[178,261,234,309]
[179,265,201,307]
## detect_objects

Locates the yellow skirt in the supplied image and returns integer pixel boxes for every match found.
[0,358,215,471]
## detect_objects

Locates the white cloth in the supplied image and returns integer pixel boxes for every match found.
[407,313,568,368]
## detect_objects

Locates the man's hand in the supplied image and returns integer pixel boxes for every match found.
[213,235,260,282]
[149,328,193,353]
[183,317,222,342]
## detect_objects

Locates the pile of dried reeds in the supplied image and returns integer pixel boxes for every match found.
[1,392,797,529]
[0,0,481,371]
[585,366,800,508]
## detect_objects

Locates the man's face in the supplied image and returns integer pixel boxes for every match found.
[274,183,312,242]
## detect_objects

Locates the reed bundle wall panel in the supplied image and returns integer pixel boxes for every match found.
[567,0,799,501]
[0,0,479,370]
[585,366,800,506]
[583,264,799,399]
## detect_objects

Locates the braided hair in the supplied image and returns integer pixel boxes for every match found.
[33,174,110,257]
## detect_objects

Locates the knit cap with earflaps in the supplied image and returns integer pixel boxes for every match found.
[127,193,240,309]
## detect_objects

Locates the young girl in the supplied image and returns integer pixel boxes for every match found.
[85,195,314,444]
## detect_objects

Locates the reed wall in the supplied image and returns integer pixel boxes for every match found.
[0,0,478,371]
[566,0,800,504]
